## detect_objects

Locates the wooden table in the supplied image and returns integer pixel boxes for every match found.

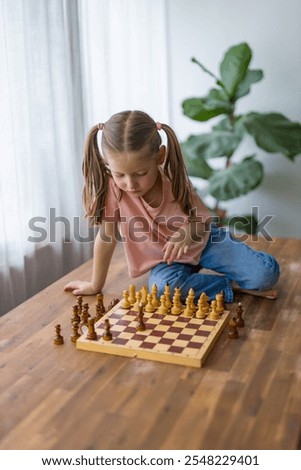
[1,237,301,450]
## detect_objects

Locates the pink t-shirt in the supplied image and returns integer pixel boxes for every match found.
[103,174,211,277]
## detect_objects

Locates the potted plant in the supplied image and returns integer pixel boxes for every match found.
[181,42,301,234]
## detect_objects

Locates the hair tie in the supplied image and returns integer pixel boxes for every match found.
[156,122,162,131]
[98,123,104,131]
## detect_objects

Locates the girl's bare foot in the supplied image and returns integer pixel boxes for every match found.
[231,281,277,299]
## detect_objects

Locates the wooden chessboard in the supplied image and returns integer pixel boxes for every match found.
[76,299,230,368]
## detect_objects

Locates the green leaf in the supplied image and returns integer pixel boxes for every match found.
[243,112,301,160]
[235,69,264,100]
[223,214,258,235]
[181,139,214,179]
[208,156,264,200]
[182,120,245,162]
[220,43,252,99]
[182,98,225,121]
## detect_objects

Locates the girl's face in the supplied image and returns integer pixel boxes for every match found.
[105,145,165,199]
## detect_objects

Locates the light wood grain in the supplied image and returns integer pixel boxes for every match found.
[1,237,301,450]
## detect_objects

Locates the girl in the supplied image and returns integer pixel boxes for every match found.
[64,110,279,302]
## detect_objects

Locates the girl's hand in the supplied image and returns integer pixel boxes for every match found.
[64,281,99,296]
[162,225,192,265]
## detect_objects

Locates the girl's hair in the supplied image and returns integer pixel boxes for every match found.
[82,110,194,224]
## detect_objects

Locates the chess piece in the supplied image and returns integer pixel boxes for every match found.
[195,297,206,319]
[151,283,160,308]
[132,290,142,311]
[136,303,146,331]
[183,296,194,317]
[236,302,245,327]
[94,303,104,321]
[121,290,131,309]
[140,286,148,305]
[187,288,196,314]
[128,284,136,305]
[171,291,182,315]
[70,321,81,343]
[96,293,106,314]
[102,319,113,341]
[164,284,172,311]
[144,293,155,313]
[215,293,224,315]
[71,305,80,324]
[76,296,83,316]
[208,300,220,320]
[228,316,239,339]
[157,295,168,315]
[86,317,97,340]
[53,324,64,345]
[81,303,90,326]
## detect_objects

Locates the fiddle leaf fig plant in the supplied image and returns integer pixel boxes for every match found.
[182,42,301,234]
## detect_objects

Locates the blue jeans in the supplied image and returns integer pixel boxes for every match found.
[148,226,280,303]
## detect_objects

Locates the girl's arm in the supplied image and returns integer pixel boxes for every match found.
[64,221,118,295]
[163,220,207,265]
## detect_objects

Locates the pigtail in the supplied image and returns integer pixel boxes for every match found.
[161,123,194,216]
[82,125,109,225]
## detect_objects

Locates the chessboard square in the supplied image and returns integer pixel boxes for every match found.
[168,345,184,354]
[142,341,156,349]
[203,319,217,326]
[175,317,190,324]
[132,333,148,341]
[195,329,211,337]
[168,326,182,334]
[127,339,143,348]
[110,312,122,319]
[154,343,170,352]
[187,341,203,349]
[163,332,179,340]
[184,347,200,356]
[116,319,132,326]
[153,324,169,333]
[181,328,197,336]
[159,337,174,345]
[160,319,174,326]
[144,335,161,344]
[186,322,202,329]
[152,313,164,320]
[149,330,166,338]
[177,333,193,341]
[113,337,129,346]
[172,339,189,348]
[124,326,137,334]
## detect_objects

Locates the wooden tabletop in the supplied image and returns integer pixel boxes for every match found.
[1,237,301,450]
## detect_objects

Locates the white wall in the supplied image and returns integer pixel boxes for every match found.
[166,0,301,238]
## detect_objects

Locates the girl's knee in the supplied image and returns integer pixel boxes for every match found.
[250,253,280,290]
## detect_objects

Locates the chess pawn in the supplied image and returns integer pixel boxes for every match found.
[71,305,80,324]
[164,284,172,311]
[94,304,104,321]
[128,284,136,305]
[132,290,142,311]
[187,288,196,314]
[183,296,194,317]
[215,293,224,315]
[103,319,113,341]
[228,317,239,339]
[96,293,106,314]
[195,297,206,319]
[70,321,81,343]
[53,324,64,345]
[171,292,182,315]
[157,295,168,315]
[76,296,83,316]
[199,292,210,315]
[81,303,90,326]
[151,284,160,308]
[121,290,131,309]
[208,300,220,320]
[144,293,155,313]
[86,317,97,341]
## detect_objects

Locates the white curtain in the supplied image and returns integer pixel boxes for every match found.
[0,0,169,316]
